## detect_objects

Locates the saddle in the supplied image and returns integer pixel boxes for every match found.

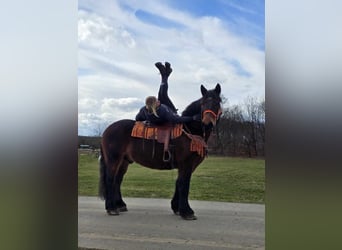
[131,121,183,162]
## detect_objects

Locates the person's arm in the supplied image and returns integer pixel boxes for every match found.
[173,115,193,123]
[159,105,193,123]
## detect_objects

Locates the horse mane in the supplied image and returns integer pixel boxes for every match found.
[180,98,204,137]
[181,98,202,117]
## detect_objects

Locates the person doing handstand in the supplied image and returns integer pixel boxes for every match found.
[136,62,198,125]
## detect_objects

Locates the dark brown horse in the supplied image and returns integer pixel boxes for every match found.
[99,83,222,220]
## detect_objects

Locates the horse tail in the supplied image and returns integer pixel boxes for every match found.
[98,145,106,200]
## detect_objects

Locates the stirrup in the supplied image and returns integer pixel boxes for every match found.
[163,150,172,162]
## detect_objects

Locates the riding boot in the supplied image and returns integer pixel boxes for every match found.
[155,62,166,76]
[155,62,168,83]
[155,61,177,113]
[165,61,172,77]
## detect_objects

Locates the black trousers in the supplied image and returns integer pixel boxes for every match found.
[158,82,177,113]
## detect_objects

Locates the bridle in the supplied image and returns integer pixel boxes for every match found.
[200,96,222,122]
[202,108,222,122]
[182,106,221,142]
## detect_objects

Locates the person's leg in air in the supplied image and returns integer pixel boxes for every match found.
[155,61,177,113]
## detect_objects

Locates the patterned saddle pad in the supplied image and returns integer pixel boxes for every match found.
[131,121,183,143]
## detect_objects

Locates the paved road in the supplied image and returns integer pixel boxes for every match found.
[78,196,264,250]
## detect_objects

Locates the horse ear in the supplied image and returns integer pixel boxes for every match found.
[201,85,208,96]
[215,83,221,95]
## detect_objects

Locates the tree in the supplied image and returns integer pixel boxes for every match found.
[244,97,265,157]
[210,96,265,157]
[92,122,109,136]
[212,104,245,156]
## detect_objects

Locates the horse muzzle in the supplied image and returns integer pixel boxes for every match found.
[202,109,221,126]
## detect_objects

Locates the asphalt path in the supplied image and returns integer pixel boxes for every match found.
[78,196,264,250]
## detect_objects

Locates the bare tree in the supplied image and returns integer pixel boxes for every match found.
[244,97,265,157]
[92,122,109,137]
[213,104,245,156]
[257,99,265,155]
[195,95,265,157]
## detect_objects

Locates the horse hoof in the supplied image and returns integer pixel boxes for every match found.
[181,214,197,220]
[173,210,180,215]
[119,206,128,212]
[107,209,120,216]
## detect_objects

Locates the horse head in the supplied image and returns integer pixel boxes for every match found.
[200,83,222,126]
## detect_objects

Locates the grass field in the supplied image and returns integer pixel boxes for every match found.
[78,154,265,204]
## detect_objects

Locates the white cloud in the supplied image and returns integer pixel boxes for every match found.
[78,98,98,110]
[101,97,141,112]
[78,11,136,52]
[78,0,264,135]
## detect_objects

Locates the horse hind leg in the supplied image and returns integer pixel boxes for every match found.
[98,154,106,200]
[105,164,120,215]
[102,154,125,216]
[114,159,129,212]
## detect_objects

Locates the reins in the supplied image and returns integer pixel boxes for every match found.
[183,119,207,142]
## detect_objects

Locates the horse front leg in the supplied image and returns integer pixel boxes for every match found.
[171,178,180,215]
[177,167,197,220]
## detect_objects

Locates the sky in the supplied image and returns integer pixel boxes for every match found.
[78,0,265,136]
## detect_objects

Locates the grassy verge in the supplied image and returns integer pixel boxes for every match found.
[78,154,264,203]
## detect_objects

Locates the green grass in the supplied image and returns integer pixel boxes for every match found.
[78,154,264,204]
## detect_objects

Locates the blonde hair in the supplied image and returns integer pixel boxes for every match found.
[145,96,159,117]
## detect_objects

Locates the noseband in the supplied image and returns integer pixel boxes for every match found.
[202,108,222,121]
